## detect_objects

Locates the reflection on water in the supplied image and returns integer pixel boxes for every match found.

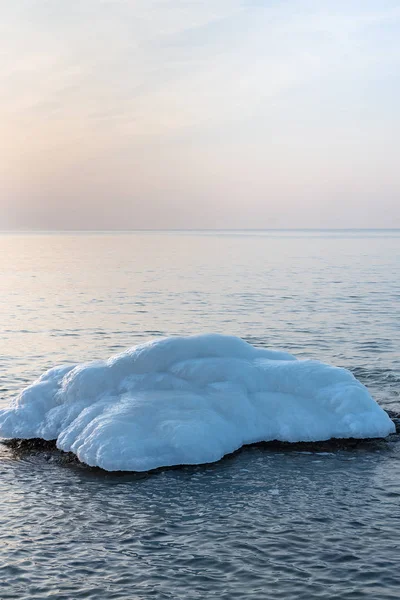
[1,230,400,598]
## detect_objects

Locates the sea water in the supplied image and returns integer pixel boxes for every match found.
[1,230,399,599]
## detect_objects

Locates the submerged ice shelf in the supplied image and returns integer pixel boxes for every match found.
[0,334,395,471]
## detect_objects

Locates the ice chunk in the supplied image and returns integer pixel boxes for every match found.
[0,334,395,471]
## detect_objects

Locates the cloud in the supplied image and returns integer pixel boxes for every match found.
[1,0,400,228]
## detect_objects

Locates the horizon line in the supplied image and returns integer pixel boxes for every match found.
[0,227,400,233]
[1,227,400,233]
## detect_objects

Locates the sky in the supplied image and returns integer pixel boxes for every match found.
[1,0,399,230]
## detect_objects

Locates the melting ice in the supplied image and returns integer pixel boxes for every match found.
[0,334,395,471]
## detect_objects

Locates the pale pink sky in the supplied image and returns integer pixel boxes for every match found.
[1,0,400,229]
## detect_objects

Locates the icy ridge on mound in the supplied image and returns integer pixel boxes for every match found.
[0,334,395,471]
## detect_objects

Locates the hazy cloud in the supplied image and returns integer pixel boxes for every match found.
[1,0,399,229]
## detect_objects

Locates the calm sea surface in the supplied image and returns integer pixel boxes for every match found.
[1,230,400,599]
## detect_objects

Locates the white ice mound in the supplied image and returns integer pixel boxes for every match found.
[0,334,395,471]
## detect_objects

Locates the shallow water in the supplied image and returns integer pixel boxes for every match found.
[1,230,400,599]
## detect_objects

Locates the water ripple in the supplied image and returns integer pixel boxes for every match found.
[1,231,400,598]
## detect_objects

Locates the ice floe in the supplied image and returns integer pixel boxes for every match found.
[0,335,395,471]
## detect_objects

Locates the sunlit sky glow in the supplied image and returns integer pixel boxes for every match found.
[1,0,399,229]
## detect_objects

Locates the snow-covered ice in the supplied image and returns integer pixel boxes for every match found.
[0,334,395,471]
